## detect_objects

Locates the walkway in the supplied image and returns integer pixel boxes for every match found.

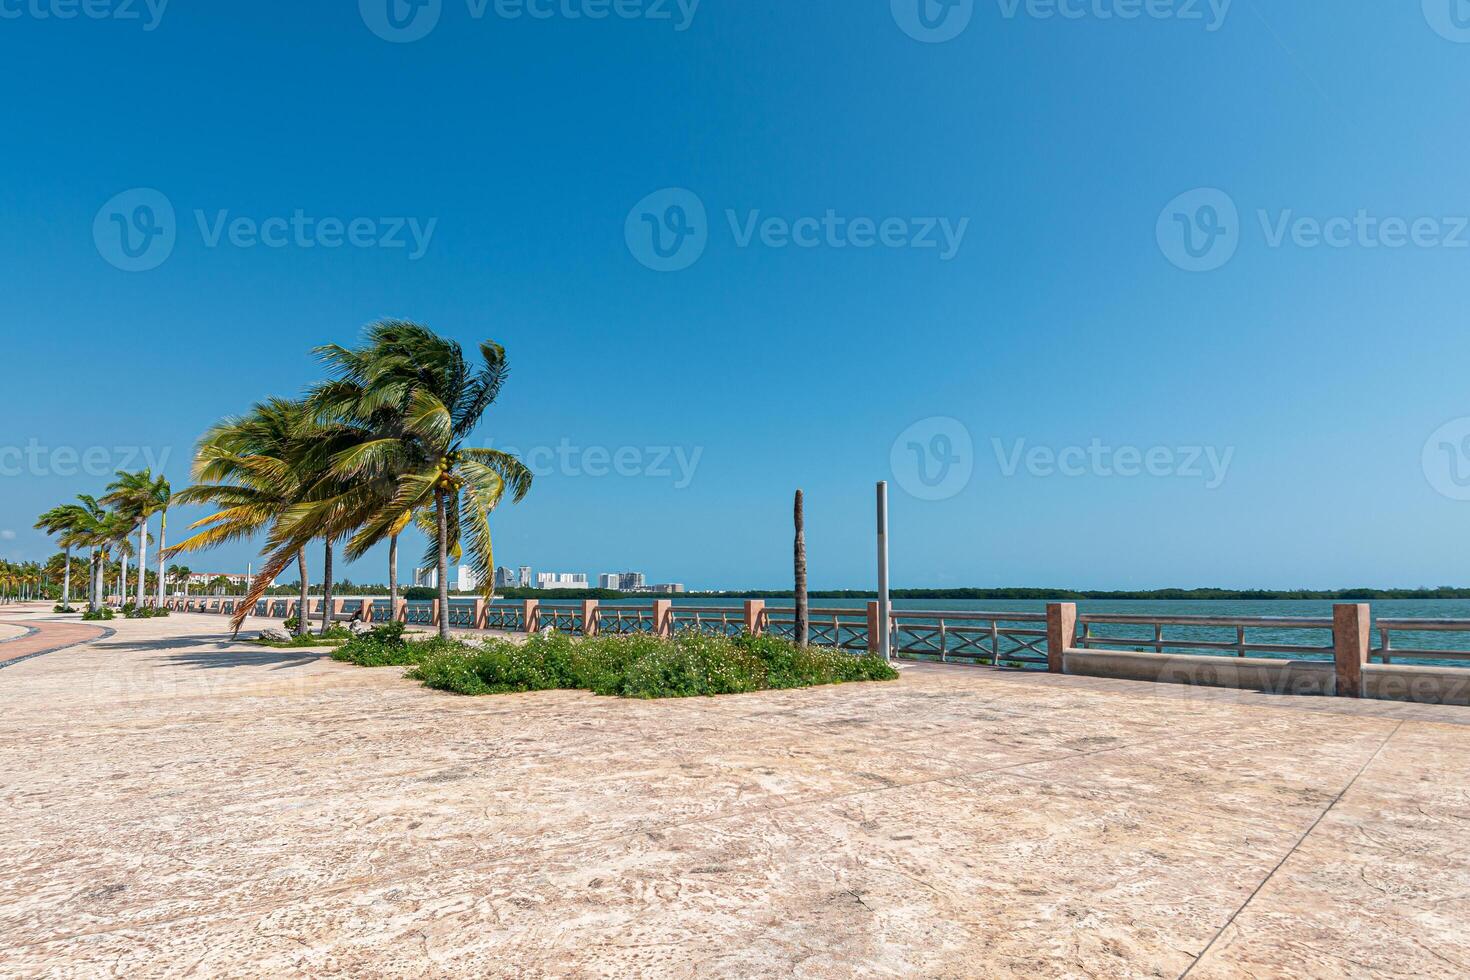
[1,609,1466,977]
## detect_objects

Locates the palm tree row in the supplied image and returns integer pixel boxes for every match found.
[34,474,171,613]
[164,321,532,638]
[0,560,47,603]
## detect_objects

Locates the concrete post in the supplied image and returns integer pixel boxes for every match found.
[523,599,540,633]
[394,598,408,623]
[1333,603,1370,698]
[652,599,673,638]
[866,601,882,654]
[472,598,486,629]
[431,599,441,626]
[582,599,599,637]
[743,600,766,637]
[1046,603,1077,674]
[359,599,373,622]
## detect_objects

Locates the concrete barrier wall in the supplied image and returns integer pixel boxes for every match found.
[1063,648,1470,706]
[1063,649,1336,697]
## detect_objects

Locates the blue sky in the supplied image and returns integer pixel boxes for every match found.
[4,2,1470,590]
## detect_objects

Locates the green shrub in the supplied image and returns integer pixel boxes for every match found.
[53,604,77,613]
[82,608,115,621]
[331,622,451,667]
[385,629,898,700]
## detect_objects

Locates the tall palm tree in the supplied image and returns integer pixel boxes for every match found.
[165,398,322,637]
[103,469,169,608]
[35,503,91,608]
[167,563,193,597]
[235,322,533,639]
[151,476,172,607]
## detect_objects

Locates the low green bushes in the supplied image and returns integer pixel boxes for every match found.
[82,608,115,621]
[331,624,898,699]
[122,604,169,619]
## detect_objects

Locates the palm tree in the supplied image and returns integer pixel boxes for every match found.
[103,469,170,608]
[35,503,91,608]
[235,322,533,639]
[151,476,172,607]
[165,399,321,637]
[167,564,192,597]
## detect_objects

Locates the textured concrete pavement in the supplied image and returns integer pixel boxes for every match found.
[1,607,1467,978]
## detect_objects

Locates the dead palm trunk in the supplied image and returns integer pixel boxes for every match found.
[295,549,309,637]
[320,540,334,635]
[155,510,167,607]
[136,518,148,608]
[436,489,450,640]
[388,533,399,621]
[794,489,808,648]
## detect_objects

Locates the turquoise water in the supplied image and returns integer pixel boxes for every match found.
[405,597,1470,664]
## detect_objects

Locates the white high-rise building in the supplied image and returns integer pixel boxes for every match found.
[535,572,589,590]
[598,573,620,590]
[456,566,478,592]
[413,567,437,588]
[518,566,532,588]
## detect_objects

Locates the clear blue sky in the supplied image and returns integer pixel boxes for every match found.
[4,2,1470,590]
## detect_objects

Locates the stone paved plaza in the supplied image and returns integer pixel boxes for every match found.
[2,607,1467,978]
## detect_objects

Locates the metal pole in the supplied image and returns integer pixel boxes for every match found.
[876,481,891,663]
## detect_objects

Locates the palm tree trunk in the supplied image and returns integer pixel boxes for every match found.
[320,540,334,635]
[119,549,128,606]
[296,549,309,638]
[155,510,166,607]
[136,519,148,608]
[794,489,808,648]
[436,489,449,640]
[388,534,399,620]
[90,550,101,612]
[61,547,71,608]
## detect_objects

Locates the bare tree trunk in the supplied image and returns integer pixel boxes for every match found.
[296,549,309,637]
[436,490,450,640]
[388,533,398,619]
[320,540,334,635]
[155,510,167,607]
[794,489,808,648]
[119,549,128,606]
[61,547,71,608]
[136,518,148,608]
